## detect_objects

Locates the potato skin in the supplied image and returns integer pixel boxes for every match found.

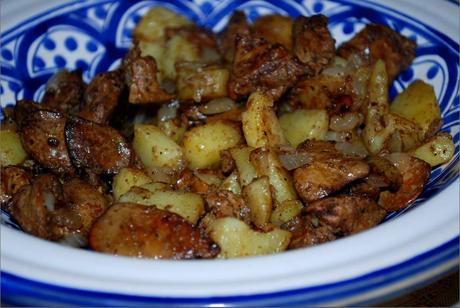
[89,203,218,259]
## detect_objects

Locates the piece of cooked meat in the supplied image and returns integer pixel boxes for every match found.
[293,140,370,202]
[8,174,64,239]
[337,24,416,82]
[305,195,386,235]
[281,214,336,249]
[89,203,219,259]
[13,99,41,129]
[78,70,124,124]
[20,110,75,174]
[282,194,385,249]
[292,14,335,76]
[65,116,132,175]
[6,173,109,241]
[41,69,85,114]
[0,166,32,206]
[61,178,110,237]
[378,153,431,211]
[367,156,403,192]
[199,190,251,230]
[122,45,173,104]
[176,169,223,194]
[293,158,370,202]
[227,33,304,100]
[348,175,389,200]
[219,10,251,63]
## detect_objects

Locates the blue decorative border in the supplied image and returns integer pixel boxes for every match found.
[1,0,459,306]
[2,237,458,306]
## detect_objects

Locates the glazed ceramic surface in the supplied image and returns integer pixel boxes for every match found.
[1,0,459,306]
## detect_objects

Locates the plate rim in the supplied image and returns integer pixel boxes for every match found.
[1,0,459,305]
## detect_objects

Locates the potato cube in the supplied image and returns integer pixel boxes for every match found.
[243,176,273,228]
[133,7,191,42]
[183,121,243,169]
[270,200,303,226]
[250,148,298,204]
[220,172,241,195]
[112,167,153,200]
[162,35,200,80]
[279,109,329,147]
[241,91,287,147]
[410,132,455,167]
[230,146,258,187]
[0,130,27,167]
[133,124,185,169]
[208,217,291,258]
[177,63,229,102]
[391,80,442,138]
[157,118,187,144]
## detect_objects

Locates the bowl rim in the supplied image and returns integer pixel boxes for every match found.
[1,0,459,305]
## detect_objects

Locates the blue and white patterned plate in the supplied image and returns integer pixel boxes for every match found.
[1,0,459,306]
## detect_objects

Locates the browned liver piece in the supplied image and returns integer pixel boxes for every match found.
[20,110,75,174]
[65,116,132,175]
[41,69,85,114]
[292,14,335,76]
[78,70,124,124]
[228,33,304,101]
[337,24,416,82]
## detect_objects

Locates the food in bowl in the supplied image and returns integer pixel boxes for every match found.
[0,7,455,259]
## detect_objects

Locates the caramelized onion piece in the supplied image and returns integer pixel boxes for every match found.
[279,152,314,170]
[199,97,237,115]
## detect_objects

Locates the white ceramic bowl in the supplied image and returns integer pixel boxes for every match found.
[1,0,459,306]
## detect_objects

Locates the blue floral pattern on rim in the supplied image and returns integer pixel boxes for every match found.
[0,0,459,305]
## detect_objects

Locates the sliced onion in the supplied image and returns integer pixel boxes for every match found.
[329,112,361,132]
[43,191,56,212]
[325,130,353,142]
[279,152,314,170]
[334,142,368,159]
[347,53,364,70]
[352,78,366,98]
[199,97,237,115]
[157,101,179,122]
[321,66,348,77]
[59,233,88,248]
